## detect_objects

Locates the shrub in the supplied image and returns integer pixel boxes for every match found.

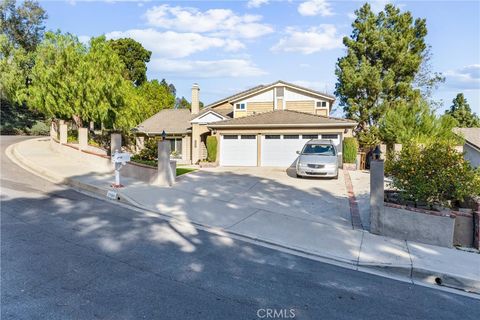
[0,125,24,135]
[67,129,78,143]
[135,138,158,161]
[29,121,50,136]
[386,142,480,208]
[206,136,217,162]
[343,137,358,163]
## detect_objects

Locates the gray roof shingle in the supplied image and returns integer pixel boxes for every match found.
[454,128,480,149]
[135,109,193,134]
[208,110,357,128]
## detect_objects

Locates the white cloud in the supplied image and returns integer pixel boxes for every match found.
[150,58,266,78]
[106,29,244,58]
[444,64,480,90]
[298,0,334,17]
[144,4,273,39]
[271,25,342,54]
[247,0,269,8]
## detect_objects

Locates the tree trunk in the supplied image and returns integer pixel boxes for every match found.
[72,115,83,129]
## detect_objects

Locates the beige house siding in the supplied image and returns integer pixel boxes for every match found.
[285,100,315,114]
[245,101,274,117]
[315,109,328,116]
[235,110,248,118]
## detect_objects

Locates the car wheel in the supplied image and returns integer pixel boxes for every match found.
[296,174,302,179]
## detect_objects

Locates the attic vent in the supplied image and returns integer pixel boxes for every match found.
[276,87,284,97]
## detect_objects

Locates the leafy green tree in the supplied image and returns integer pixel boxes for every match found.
[108,38,151,86]
[445,93,480,128]
[335,3,441,133]
[0,0,47,52]
[379,100,460,145]
[27,32,127,127]
[175,96,190,109]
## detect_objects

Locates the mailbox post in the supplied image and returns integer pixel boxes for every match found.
[111,150,131,188]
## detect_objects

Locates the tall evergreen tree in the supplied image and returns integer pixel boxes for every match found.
[108,38,151,86]
[335,3,441,133]
[445,93,480,128]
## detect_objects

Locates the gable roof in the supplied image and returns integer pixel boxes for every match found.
[454,128,480,150]
[205,80,335,109]
[208,110,357,128]
[134,109,193,134]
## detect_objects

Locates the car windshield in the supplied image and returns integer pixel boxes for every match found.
[302,144,336,156]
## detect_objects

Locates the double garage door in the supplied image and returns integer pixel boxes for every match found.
[220,133,341,167]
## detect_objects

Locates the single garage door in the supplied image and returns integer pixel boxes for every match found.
[261,133,342,167]
[220,134,257,166]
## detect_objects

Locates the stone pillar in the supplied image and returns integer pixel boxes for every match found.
[89,121,94,131]
[135,136,145,153]
[370,160,385,234]
[157,140,175,186]
[394,144,402,153]
[59,123,68,144]
[380,144,387,160]
[50,121,57,140]
[78,128,88,150]
[111,133,122,155]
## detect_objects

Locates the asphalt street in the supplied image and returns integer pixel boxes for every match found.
[1,136,479,319]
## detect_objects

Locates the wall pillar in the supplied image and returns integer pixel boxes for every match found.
[59,124,68,144]
[111,133,122,155]
[78,128,88,150]
[157,140,175,186]
[370,159,385,234]
[50,121,57,140]
[192,124,200,164]
[135,136,145,153]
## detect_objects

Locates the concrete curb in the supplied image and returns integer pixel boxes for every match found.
[6,139,479,298]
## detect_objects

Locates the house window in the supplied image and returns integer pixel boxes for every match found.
[265,135,281,139]
[168,138,182,158]
[284,135,299,139]
[276,87,284,97]
[316,101,327,108]
[223,135,238,139]
[302,134,318,139]
[322,134,338,140]
[235,103,246,110]
[241,135,256,139]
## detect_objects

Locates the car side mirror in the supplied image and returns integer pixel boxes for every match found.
[296,151,300,154]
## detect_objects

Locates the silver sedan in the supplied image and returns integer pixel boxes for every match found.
[296,139,339,179]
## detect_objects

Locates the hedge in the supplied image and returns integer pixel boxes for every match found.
[206,136,218,162]
[343,137,358,163]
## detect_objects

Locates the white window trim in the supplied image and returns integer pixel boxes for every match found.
[315,101,328,109]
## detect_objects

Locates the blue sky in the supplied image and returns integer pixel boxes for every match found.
[41,0,480,116]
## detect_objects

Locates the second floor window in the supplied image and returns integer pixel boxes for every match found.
[235,103,246,110]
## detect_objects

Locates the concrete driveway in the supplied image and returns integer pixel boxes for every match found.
[173,166,352,229]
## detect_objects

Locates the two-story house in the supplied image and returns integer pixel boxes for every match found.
[134,80,357,167]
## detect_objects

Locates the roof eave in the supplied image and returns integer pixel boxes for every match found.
[208,123,357,129]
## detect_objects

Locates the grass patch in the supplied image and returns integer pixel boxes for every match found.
[176,167,196,176]
[130,157,196,176]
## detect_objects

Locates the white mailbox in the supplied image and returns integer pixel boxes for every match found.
[111,151,131,187]
[111,152,131,165]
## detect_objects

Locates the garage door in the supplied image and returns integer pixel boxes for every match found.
[220,135,257,166]
[261,133,342,167]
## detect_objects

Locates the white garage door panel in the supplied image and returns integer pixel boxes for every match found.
[261,133,342,167]
[261,135,306,167]
[220,135,257,166]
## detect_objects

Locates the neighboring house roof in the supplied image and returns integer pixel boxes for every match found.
[135,109,193,134]
[205,80,336,109]
[454,127,480,150]
[208,110,357,128]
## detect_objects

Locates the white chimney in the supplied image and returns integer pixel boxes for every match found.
[191,83,200,115]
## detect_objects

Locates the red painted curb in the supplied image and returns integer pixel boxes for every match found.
[343,170,364,230]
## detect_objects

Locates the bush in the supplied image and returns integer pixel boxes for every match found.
[386,142,480,208]
[343,137,358,163]
[206,136,217,162]
[135,138,158,161]
[29,121,50,136]
[0,125,25,135]
[67,129,78,143]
